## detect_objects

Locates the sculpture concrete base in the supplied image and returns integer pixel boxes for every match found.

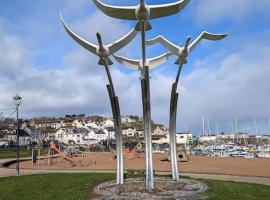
[93,178,208,200]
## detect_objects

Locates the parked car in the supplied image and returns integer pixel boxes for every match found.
[0,140,9,148]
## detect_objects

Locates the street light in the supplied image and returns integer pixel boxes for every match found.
[12,94,22,176]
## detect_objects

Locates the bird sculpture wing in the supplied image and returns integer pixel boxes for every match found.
[92,0,190,20]
[60,14,98,55]
[108,28,138,54]
[92,0,137,20]
[113,52,172,71]
[145,35,180,55]
[149,0,190,19]
[113,54,142,71]
[148,52,172,69]
[189,31,228,52]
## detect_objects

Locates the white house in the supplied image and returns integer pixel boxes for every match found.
[121,116,137,124]
[55,129,67,143]
[106,127,116,140]
[86,129,110,141]
[104,119,114,128]
[4,129,31,146]
[122,127,137,137]
[50,122,62,129]
[34,121,61,129]
[55,128,88,144]
[72,119,85,128]
[94,130,108,141]
[176,133,193,144]
[152,126,166,136]
[55,127,113,145]
[85,121,100,129]
[199,135,217,142]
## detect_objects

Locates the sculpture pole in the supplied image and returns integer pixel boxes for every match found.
[91,0,192,190]
[103,59,124,184]
[145,33,227,181]
[60,15,139,185]
[169,62,183,181]
[140,21,154,190]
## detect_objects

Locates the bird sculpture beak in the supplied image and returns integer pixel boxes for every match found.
[96,32,102,44]
[184,36,191,50]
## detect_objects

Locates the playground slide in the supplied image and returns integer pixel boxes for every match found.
[51,146,72,162]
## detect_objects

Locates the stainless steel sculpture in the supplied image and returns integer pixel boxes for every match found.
[146,32,227,180]
[60,14,138,184]
[92,0,190,31]
[113,51,173,187]
[92,0,191,190]
[113,52,172,77]
[146,32,227,65]
[61,0,227,192]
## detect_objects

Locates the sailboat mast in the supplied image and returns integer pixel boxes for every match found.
[207,121,210,137]
[202,117,205,137]
[235,117,238,144]
[231,118,234,144]
[254,118,259,144]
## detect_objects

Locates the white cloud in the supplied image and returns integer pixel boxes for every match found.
[178,42,270,134]
[1,2,270,136]
[0,12,142,119]
[0,26,30,79]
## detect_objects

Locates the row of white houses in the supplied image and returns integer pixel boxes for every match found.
[54,126,171,145]
[1,127,193,146]
[31,116,138,130]
[54,127,116,145]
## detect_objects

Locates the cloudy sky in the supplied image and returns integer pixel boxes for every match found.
[0,0,270,135]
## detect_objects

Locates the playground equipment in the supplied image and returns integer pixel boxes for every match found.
[45,142,72,165]
[161,144,189,162]
[124,141,144,160]
[72,148,85,158]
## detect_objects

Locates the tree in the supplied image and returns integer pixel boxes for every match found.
[78,114,85,118]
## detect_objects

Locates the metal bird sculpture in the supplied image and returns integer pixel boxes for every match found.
[146,31,227,64]
[60,13,138,65]
[146,31,227,181]
[60,14,139,185]
[92,0,191,190]
[92,0,190,31]
[113,52,172,71]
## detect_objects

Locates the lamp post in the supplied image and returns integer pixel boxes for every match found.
[12,94,22,176]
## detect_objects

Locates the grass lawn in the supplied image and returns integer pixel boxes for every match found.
[0,173,269,200]
[0,149,32,159]
[200,179,270,200]
[0,149,47,159]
